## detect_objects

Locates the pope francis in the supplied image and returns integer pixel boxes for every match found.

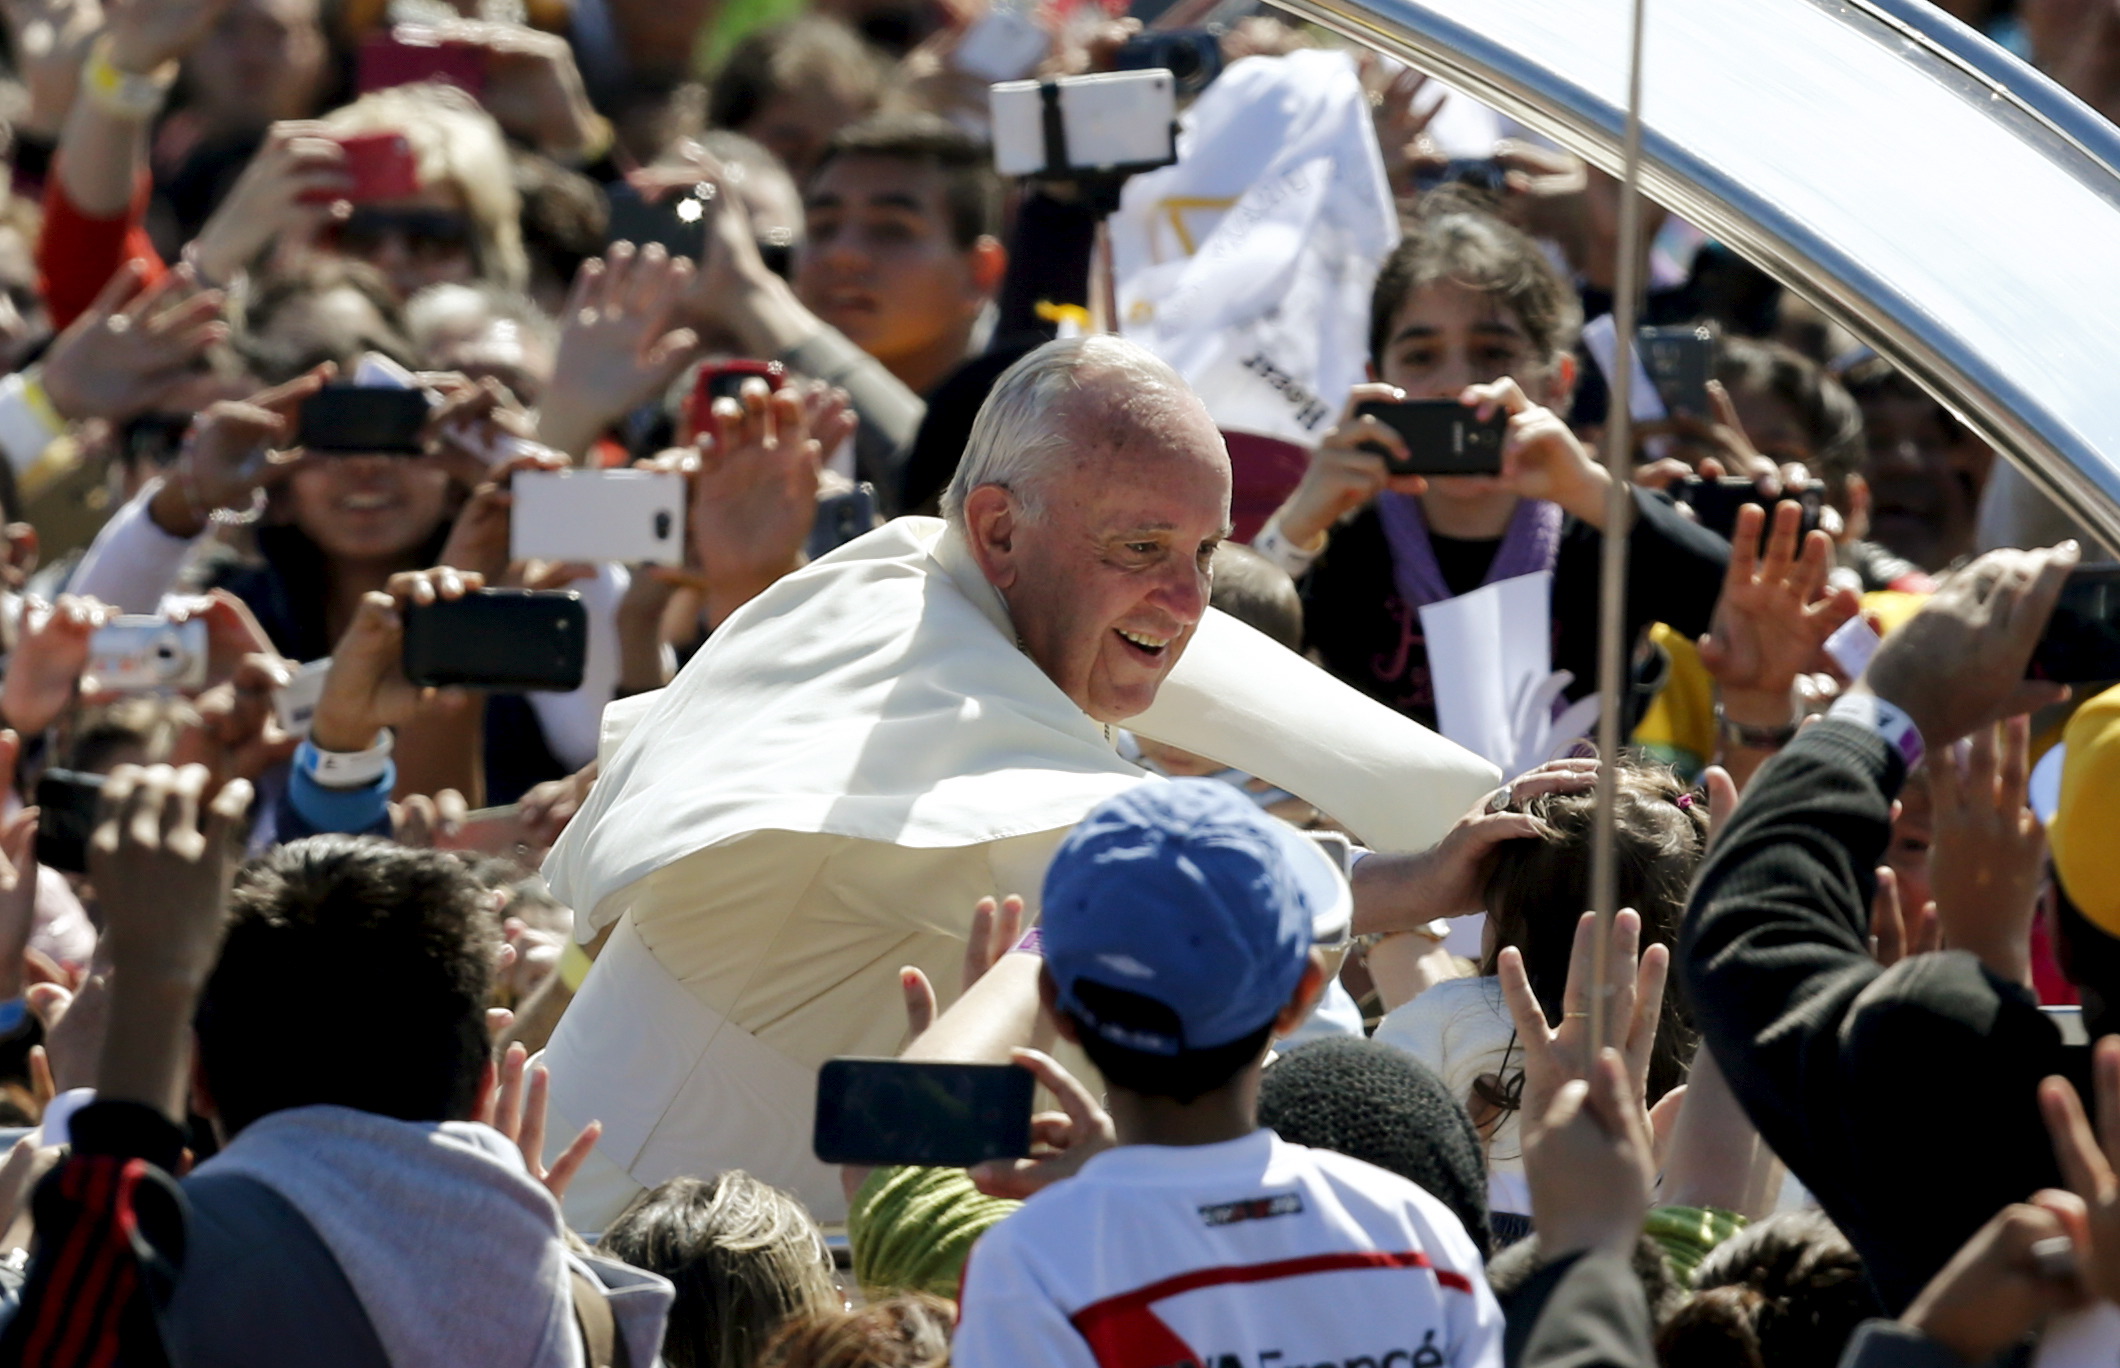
[539,336,1500,1227]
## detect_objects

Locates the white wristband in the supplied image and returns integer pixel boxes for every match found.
[1827,693,1926,771]
[1251,515,1326,578]
[297,733,395,789]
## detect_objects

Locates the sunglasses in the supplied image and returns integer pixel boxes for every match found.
[333,207,475,258]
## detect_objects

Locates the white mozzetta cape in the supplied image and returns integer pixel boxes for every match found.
[540,518,1497,1226]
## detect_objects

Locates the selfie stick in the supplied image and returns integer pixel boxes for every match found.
[1587,0,1650,1062]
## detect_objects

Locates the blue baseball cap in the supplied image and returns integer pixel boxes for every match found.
[1041,778,1344,1056]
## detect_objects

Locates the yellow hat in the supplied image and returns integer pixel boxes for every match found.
[2050,683,2120,939]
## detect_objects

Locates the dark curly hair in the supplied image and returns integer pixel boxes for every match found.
[1656,1212,1881,1368]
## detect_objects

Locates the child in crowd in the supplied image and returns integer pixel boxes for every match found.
[952,779,1504,1367]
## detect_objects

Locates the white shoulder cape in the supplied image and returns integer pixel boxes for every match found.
[543,517,1499,931]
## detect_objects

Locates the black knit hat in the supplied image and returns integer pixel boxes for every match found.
[1258,1036,1492,1254]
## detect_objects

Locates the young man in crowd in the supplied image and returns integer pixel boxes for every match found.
[0,765,670,1365]
[951,777,1505,1368]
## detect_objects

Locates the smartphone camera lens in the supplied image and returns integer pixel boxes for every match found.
[654,511,672,540]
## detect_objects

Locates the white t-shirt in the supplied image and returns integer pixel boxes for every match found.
[1373,977,1532,1220]
[954,1129,1504,1368]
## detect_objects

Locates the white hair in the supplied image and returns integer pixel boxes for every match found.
[941,335,1192,526]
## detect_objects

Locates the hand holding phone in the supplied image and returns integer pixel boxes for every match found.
[1351,398,1508,476]
[510,469,687,566]
[297,385,434,455]
[684,360,786,444]
[87,616,209,693]
[2030,563,2120,683]
[307,568,490,757]
[991,71,1177,179]
[813,1057,1035,1167]
[1673,476,1823,543]
[357,26,488,96]
[1638,325,1716,417]
[35,769,104,876]
[401,589,587,691]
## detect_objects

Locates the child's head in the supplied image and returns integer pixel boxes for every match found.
[597,1172,838,1368]
[1039,779,1343,1106]
[1367,197,1582,411]
[1656,1211,1879,1368]
[1481,760,1707,1102]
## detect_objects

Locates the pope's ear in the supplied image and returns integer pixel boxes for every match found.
[962,484,1022,591]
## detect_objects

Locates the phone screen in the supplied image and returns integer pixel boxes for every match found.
[401,590,588,692]
[1638,325,1715,417]
[812,1057,1035,1167]
[35,769,106,876]
[2030,564,2120,683]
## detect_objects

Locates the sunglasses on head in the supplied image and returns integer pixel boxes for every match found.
[333,207,474,257]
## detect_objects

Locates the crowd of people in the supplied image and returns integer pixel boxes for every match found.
[0,0,2104,1361]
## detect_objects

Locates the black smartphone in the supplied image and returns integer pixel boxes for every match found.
[297,386,432,455]
[400,590,587,692]
[1112,29,1223,96]
[604,182,710,258]
[2030,564,2120,683]
[1638,324,1716,417]
[812,1057,1035,1167]
[1672,477,1824,544]
[1353,399,1508,477]
[35,768,106,876]
[806,484,879,562]
[1415,157,1508,194]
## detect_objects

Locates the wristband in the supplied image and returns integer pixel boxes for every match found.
[558,939,594,993]
[1828,693,1926,772]
[1010,926,1044,957]
[297,732,394,790]
[1715,702,1800,753]
[81,38,177,119]
[1251,515,1327,578]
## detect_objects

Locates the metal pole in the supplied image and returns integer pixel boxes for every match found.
[1587,0,1650,1062]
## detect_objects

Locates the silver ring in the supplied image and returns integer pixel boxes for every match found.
[1485,785,1514,815]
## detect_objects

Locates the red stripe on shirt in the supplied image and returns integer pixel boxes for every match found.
[1071,1250,1473,1368]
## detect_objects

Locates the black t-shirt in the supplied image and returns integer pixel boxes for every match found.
[1429,533,1502,600]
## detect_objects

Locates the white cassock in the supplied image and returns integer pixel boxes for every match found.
[539,517,1499,1228]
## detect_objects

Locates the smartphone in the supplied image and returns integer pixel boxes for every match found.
[683,360,787,442]
[1352,399,1508,477]
[1416,157,1508,194]
[297,386,432,455]
[1112,29,1224,96]
[34,769,105,876]
[356,27,487,97]
[812,1057,1035,1167]
[455,803,531,856]
[87,616,209,692]
[1673,476,1824,543]
[510,469,688,566]
[328,131,422,203]
[2029,563,2120,683]
[1638,325,1716,417]
[953,7,1049,82]
[274,657,332,739]
[806,484,879,561]
[401,590,587,692]
[603,182,712,258]
[991,70,1178,178]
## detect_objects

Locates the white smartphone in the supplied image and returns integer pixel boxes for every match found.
[954,7,1049,83]
[509,469,687,566]
[990,70,1177,177]
[274,657,332,739]
[87,616,209,692]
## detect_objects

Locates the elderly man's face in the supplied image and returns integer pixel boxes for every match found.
[969,384,1231,724]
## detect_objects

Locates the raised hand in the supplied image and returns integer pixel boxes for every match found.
[147,366,333,538]
[478,1040,601,1201]
[900,894,1026,1041]
[104,0,235,73]
[1269,382,1433,549]
[0,738,39,1002]
[3,0,105,136]
[1869,864,1939,968]
[1700,501,1861,723]
[1898,1200,2090,1363]
[3,594,112,733]
[538,245,699,458]
[968,1048,1117,1199]
[308,567,484,755]
[188,122,352,284]
[1858,543,2078,748]
[40,263,228,426]
[691,378,854,627]
[1498,907,1670,1127]
[419,20,605,161]
[2040,1035,2120,1306]
[1927,716,2046,987]
[1521,1046,1656,1260]
[168,650,299,790]
[1464,376,1616,529]
[437,447,573,584]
